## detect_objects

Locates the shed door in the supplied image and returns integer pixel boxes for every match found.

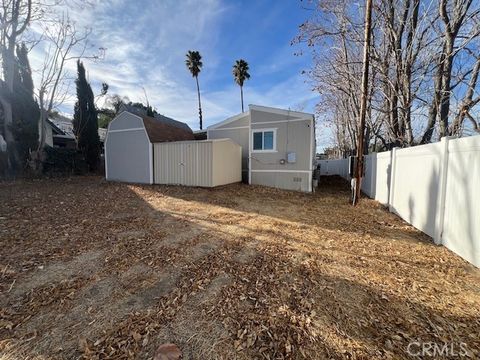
[154,143,185,185]
[153,142,212,186]
[183,143,199,186]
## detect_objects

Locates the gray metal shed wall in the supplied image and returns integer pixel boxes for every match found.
[105,129,151,184]
[208,127,249,182]
[109,111,144,131]
[153,140,241,187]
[212,140,242,186]
[153,142,212,186]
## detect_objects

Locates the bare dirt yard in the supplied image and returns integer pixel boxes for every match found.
[1,176,479,359]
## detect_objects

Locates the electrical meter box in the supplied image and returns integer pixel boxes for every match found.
[287,152,296,163]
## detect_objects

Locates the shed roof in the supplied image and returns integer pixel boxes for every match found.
[141,115,195,143]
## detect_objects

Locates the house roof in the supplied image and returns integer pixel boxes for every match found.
[141,114,195,143]
[207,105,314,130]
[207,111,250,130]
[248,104,314,119]
[46,118,66,135]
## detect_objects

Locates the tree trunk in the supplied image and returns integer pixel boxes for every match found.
[422,48,445,144]
[195,76,203,130]
[402,0,419,145]
[1,0,32,176]
[29,92,47,173]
[451,56,480,134]
[2,45,20,175]
[354,0,373,206]
[438,37,455,139]
[240,86,244,113]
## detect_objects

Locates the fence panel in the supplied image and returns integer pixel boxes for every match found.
[361,154,375,197]
[318,135,480,267]
[442,136,480,266]
[390,143,443,238]
[373,151,392,205]
[318,159,349,179]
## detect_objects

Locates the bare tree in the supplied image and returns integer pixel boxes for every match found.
[32,11,100,169]
[422,0,479,142]
[451,52,480,134]
[295,0,382,154]
[296,0,480,152]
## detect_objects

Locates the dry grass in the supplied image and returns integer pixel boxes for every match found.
[0,176,479,359]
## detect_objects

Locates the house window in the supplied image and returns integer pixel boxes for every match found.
[252,129,276,151]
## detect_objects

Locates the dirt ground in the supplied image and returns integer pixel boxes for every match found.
[0,176,479,359]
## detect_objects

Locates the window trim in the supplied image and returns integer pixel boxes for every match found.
[251,128,277,153]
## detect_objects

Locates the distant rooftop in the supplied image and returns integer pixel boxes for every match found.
[119,103,192,132]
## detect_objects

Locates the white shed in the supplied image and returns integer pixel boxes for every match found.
[105,111,194,184]
[153,139,242,187]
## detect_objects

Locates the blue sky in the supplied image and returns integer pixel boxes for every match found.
[28,0,334,149]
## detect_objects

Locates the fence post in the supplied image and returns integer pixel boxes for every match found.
[388,148,397,212]
[434,136,450,245]
[370,153,376,199]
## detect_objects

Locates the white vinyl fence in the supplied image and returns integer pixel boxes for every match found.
[318,159,350,178]
[318,135,480,267]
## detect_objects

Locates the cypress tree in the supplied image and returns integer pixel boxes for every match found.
[11,43,39,166]
[73,60,100,171]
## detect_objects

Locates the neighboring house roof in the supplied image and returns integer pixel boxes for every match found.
[154,113,192,132]
[118,103,145,117]
[46,119,66,135]
[140,114,195,143]
[49,114,107,142]
[49,114,75,137]
[119,103,193,133]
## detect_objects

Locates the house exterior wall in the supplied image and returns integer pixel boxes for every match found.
[213,113,250,129]
[105,112,152,184]
[249,108,314,192]
[250,172,310,192]
[153,139,241,187]
[207,106,315,192]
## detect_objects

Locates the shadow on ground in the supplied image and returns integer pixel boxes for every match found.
[0,176,479,359]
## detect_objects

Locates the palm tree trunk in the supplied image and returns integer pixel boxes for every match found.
[240,86,244,112]
[195,76,203,130]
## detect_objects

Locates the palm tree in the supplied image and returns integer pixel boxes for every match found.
[232,59,250,112]
[185,50,203,129]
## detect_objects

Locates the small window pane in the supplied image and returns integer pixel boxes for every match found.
[264,131,274,149]
[253,132,263,150]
